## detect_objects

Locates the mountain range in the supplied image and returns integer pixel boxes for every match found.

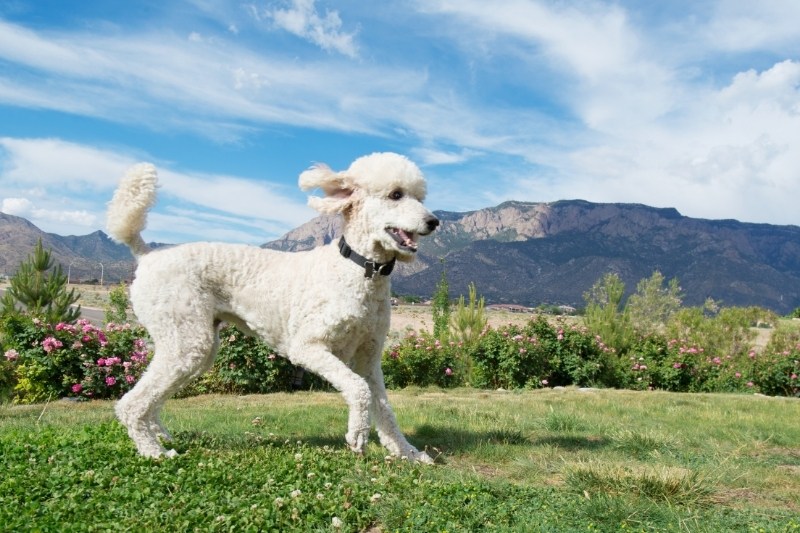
[2,200,800,313]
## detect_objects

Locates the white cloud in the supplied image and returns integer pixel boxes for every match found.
[705,0,800,52]
[412,147,481,166]
[0,136,317,243]
[0,137,137,189]
[1,197,34,217]
[1,196,97,232]
[263,0,359,58]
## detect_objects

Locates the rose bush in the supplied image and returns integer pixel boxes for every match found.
[1,314,150,403]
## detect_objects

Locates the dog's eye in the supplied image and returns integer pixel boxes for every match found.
[389,190,404,201]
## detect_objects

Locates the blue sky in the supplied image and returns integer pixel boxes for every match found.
[1,0,799,245]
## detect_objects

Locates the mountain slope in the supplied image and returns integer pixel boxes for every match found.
[265,200,800,313]
[3,199,800,313]
[0,213,134,283]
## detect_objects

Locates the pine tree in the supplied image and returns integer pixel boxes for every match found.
[1,239,81,324]
[431,260,451,340]
[450,282,487,345]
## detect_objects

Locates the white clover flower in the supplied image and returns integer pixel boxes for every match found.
[273,497,285,508]
[290,489,302,499]
[294,453,303,462]
[332,517,343,528]
[316,493,325,500]
[370,493,382,503]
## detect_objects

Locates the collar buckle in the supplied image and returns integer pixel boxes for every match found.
[338,237,395,279]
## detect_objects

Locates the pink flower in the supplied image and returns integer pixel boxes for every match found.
[97,358,106,367]
[735,372,742,378]
[105,376,117,386]
[672,363,682,369]
[125,375,136,384]
[746,381,754,388]
[791,374,798,380]
[444,367,453,376]
[541,379,549,386]
[41,337,63,353]
[71,383,82,393]
[519,348,527,354]
[4,349,19,361]
[711,357,722,365]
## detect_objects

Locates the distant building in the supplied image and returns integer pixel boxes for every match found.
[486,304,533,313]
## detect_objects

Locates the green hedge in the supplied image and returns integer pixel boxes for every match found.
[3,314,798,404]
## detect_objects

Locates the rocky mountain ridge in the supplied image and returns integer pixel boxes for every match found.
[3,200,800,313]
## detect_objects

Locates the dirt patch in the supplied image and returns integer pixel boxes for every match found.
[389,304,542,335]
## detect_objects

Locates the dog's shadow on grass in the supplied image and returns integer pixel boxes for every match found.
[170,425,609,463]
[409,424,610,456]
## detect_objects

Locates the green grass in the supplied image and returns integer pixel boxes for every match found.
[1,389,799,532]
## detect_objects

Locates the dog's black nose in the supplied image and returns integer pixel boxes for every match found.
[425,216,440,232]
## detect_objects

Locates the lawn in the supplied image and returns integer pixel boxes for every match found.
[1,388,798,532]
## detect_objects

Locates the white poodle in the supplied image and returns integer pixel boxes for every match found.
[107,152,439,463]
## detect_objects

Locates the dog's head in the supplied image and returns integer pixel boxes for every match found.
[299,152,439,262]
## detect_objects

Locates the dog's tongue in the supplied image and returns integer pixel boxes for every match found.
[397,229,417,249]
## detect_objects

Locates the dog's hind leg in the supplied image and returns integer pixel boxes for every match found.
[116,319,219,458]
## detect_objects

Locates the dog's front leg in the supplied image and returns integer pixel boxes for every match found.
[287,343,371,454]
[356,357,434,464]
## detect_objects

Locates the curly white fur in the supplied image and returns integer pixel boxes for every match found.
[107,152,439,463]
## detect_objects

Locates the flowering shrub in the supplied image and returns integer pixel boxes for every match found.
[752,345,800,397]
[1,314,150,403]
[624,337,757,393]
[183,325,328,395]
[468,317,615,389]
[382,330,464,388]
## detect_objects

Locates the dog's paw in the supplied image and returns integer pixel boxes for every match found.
[409,449,435,465]
[346,428,369,454]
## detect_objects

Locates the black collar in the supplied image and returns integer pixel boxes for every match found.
[338,236,396,279]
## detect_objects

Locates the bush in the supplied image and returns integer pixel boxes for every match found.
[184,325,329,395]
[466,317,615,390]
[1,314,150,403]
[624,337,756,393]
[382,330,464,389]
[752,343,800,397]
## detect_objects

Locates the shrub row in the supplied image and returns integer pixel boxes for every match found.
[2,315,798,404]
[383,316,800,396]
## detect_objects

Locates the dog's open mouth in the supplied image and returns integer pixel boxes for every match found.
[386,228,418,252]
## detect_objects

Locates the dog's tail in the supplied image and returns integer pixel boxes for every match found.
[106,163,158,259]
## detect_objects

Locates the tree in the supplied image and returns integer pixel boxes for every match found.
[626,271,683,336]
[105,283,129,324]
[431,260,450,340]
[450,282,487,345]
[583,272,631,353]
[1,239,81,324]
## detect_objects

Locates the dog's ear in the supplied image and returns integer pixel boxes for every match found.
[299,163,355,214]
